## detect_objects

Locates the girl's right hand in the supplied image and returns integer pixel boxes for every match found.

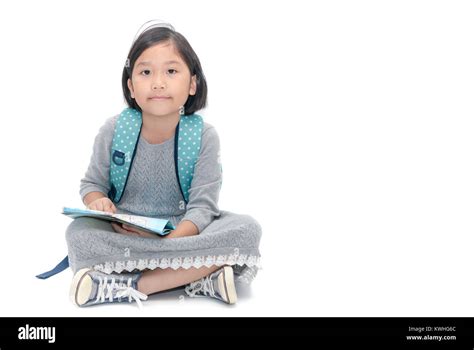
[87,197,117,214]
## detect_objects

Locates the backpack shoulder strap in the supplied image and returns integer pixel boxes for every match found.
[108,109,203,204]
[174,114,204,203]
[108,108,142,203]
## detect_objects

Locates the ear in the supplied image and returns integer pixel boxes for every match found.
[127,78,135,99]
[189,75,197,96]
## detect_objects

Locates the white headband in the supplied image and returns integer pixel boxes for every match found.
[125,20,175,69]
[132,19,175,44]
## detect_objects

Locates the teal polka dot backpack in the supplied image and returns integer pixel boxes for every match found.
[108,107,203,204]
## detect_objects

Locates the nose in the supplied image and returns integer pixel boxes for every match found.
[152,72,166,90]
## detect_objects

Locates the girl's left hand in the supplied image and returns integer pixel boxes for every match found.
[111,222,160,239]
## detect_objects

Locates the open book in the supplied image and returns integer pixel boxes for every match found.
[62,207,175,236]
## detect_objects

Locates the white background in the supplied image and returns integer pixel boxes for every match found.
[0,0,473,316]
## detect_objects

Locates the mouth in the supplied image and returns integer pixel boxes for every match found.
[149,96,171,100]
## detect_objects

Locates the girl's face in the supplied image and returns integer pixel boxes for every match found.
[127,41,197,118]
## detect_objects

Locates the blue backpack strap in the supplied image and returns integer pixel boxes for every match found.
[174,114,203,203]
[108,108,142,203]
[35,256,69,279]
[108,108,203,204]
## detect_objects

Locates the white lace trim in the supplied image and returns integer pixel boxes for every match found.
[93,254,261,277]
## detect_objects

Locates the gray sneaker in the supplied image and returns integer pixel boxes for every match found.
[69,268,147,307]
[184,266,237,304]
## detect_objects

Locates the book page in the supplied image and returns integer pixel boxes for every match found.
[113,214,147,227]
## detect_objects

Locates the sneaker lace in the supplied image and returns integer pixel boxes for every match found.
[96,276,148,308]
[185,275,216,299]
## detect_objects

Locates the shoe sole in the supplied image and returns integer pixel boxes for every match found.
[69,268,93,307]
[222,266,237,305]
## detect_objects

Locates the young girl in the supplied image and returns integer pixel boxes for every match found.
[66,21,262,307]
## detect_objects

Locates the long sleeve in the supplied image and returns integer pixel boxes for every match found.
[180,125,222,233]
[79,116,116,203]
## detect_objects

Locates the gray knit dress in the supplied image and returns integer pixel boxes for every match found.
[65,114,262,284]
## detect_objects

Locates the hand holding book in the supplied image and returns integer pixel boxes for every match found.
[86,196,117,214]
[110,222,166,238]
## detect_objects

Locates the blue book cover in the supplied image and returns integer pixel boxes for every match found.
[62,207,175,236]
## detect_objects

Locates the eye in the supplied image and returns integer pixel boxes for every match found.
[167,69,177,75]
[140,69,151,76]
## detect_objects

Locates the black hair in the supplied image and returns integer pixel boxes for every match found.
[122,27,207,115]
